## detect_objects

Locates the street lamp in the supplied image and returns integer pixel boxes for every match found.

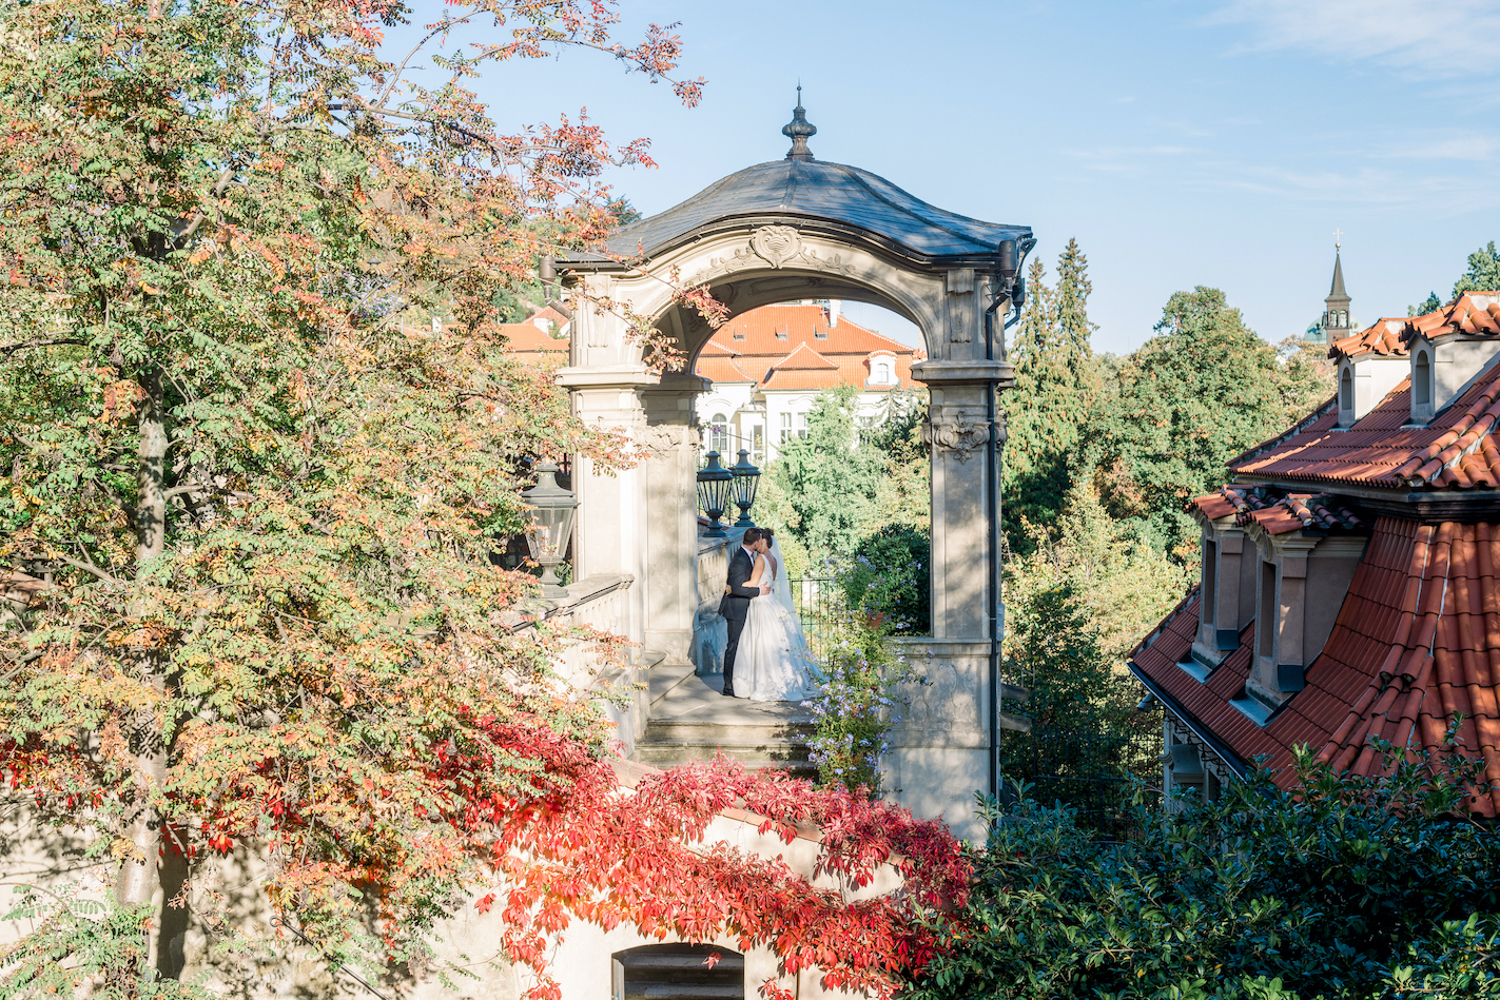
[696,451,734,538]
[729,447,761,528]
[521,459,578,596]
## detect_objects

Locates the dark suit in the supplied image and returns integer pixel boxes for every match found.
[718,545,763,695]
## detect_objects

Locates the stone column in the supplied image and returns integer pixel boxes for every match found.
[884,269,1015,841]
[637,373,709,664]
[556,366,654,648]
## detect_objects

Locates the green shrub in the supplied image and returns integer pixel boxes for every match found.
[839,524,930,635]
[904,734,1500,1000]
[803,603,918,796]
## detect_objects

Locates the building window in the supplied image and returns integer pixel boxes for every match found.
[1257,560,1276,659]
[751,424,764,464]
[710,413,729,454]
[779,412,793,443]
[796,412,807,439]
[775,327,788,340]
[732,331,745,341]
[871,359,893,384]
[814,327,828,340]
[1339,366,1353,412]
[1414,349,1432,411]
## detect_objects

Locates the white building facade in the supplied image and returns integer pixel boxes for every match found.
[693,300,921,463]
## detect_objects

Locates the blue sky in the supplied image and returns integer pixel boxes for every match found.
[389,0,1500,354]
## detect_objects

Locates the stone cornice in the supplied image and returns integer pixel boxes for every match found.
[909,359,1016,387]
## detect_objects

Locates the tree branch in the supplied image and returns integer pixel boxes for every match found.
[0,338,87,356]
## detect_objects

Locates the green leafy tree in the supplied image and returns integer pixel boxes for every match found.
[1099,287,1290,557]
[1002,240,1100,548]
[1001,480,1187,818]
[1454,241,1500,297]
[840,524,930,635]
[760,385,887,566]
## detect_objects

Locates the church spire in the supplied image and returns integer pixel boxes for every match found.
[1323,232,1351,340]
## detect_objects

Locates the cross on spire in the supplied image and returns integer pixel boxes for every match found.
[1334,228,1343,251]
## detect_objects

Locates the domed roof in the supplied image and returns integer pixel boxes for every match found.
[564,96,1030,271]
[594,157,1030,267]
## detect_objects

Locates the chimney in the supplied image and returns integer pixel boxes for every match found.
[827,299,840,328]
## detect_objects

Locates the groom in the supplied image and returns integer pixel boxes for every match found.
[719,527,770,697]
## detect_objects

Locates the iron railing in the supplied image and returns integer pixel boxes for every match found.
[788,576,839,665]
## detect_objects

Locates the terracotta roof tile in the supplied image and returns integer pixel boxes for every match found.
[1186,485,1364,536]
[1330,318,1410,361]
[499,322,569,353]
[711,303,916,358]
[1133,514,1500,816]
[1401,292,1500,345]
[695,305,918,392]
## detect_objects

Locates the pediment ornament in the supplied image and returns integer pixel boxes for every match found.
[687,226,857,285]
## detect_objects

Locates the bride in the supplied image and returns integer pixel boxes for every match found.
[729,528,816,702]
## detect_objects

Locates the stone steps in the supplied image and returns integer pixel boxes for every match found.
[636,679,817,779]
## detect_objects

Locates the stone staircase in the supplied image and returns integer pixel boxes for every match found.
[615,943,744,1000]
[635,664,817,780]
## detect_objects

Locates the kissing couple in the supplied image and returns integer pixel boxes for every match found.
[717,526,814,702]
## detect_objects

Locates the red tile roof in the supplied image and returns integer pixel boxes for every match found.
[770,342,839,371]
[1230,369,1500,489]
[1401,292,1500,345]
[696,355,758,383]
[1132,516,1500,816]
[1330,318,1408,361]
[710,304,914,358]
[1187,485,1365,536]
[693,303,919,392]
[500,322,569,354]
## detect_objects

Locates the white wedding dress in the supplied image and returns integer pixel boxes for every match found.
[734,540,816,702]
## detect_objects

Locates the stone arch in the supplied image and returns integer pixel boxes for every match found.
[552,104,1033,838]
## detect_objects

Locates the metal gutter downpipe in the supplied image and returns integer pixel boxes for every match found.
[984,238,1026,810]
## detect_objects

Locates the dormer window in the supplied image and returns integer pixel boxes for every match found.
[1235,527,1366,723]
[1339,367,1352,413]
[1413,347,1433,422]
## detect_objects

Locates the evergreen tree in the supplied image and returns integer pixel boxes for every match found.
[1002,239,1100,549]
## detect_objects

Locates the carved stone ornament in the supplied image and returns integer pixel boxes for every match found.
[639,424,699,456]
[922,411,990,463]
[688,226,858,285]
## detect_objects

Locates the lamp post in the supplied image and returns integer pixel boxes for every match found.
[696,451,734,538]
[521,459,578,597]
[729,447,761,528]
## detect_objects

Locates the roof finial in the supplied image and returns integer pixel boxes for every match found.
[1334,227,1343,251]
[782,84,816,161]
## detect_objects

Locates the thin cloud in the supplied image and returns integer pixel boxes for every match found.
[1212,0,1500,77]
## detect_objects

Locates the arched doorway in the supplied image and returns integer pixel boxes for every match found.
[556,97,1033,836]
[610,943,743,1000]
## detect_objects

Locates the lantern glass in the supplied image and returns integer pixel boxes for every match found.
[729,447,761,528]
[521,460,578,594]
[696,451,735,537]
